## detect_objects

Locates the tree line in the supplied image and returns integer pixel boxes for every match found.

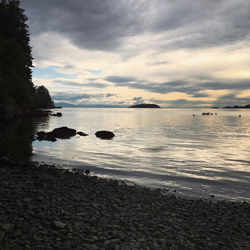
[0,0,54,120]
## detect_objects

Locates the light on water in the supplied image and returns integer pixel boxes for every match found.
[32,108,250,201]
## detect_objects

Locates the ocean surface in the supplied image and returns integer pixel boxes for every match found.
[32,108,250,202]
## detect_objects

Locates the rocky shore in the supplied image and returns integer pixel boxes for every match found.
[0,157,250,249]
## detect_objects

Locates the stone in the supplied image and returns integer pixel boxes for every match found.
[77,131,88,136]
[53,220,67,229]
[36,131,47,141]
[36,126,76,141]
[50,127,76,139]
[2,224,14,230]
[95,131,115,140]
[85,169,90,175]
[51,112,62,117]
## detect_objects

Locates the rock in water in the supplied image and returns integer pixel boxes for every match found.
[36,131,47,141]
[77,131,88,136]
[50,127,76,139]
[36,127,77,141]
[95,131,115,140]
[51,112,62,117]
[85,169,90,175]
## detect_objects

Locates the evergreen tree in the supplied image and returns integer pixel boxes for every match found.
[0,0,34,107]
[0,0,54,120]
[35,85,54,108]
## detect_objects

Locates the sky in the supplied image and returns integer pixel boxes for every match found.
[21,0,250,108]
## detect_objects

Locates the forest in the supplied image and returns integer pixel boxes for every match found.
[0,0,54,121]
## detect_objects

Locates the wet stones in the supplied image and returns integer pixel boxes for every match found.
[36,127,76,141]
[50,127,77,139]
[95,131,115,139]
[77,131,88,136]
[53,220,67,229]
[51,112,62,117]
[1,158,250,249]
[36,127,114,141]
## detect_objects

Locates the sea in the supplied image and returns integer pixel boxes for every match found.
[31,108,250,202]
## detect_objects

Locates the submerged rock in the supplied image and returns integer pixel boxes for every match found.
[50,127,76,139]
[51,112,62,117]
[95,130,115,140]
[36,126,76,141]
[77,131,88,136]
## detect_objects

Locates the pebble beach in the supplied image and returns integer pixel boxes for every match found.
[0,157,250,249]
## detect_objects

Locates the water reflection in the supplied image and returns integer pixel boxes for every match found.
[0,115,50,160]
[31,108,250,201]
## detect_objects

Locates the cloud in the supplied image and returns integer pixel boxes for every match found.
[106,75,250,96]
[20,0,250,107]
[53,80,83,88]
[21,0,146,51]
[54,80,109,89]
[105,76,136,84]
[212,93,250,107]
[149,98,212,108]
[52,92,115,102]
[21,0,250,52]
[52,92,96,101]
[132,97,144,104]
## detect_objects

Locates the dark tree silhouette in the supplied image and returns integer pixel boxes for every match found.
[35,85,54,108]
[0,0,34,106]
[0,0,54,120]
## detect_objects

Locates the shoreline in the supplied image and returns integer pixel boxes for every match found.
[1,157,250,249]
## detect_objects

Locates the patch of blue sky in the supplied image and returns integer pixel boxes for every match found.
[32,66,77,80]
[84,69,102,75]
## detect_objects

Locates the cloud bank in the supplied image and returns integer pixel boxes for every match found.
[21,0,250,107]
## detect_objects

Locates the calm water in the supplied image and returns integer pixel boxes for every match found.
[32,108,250,201]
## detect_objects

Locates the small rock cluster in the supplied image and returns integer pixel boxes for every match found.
[36,127,78,142]
[35,127,114,142]
[50,112,62,117]
[0,157,249,249]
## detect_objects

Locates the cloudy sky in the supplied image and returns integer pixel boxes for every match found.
[21,0,250,107]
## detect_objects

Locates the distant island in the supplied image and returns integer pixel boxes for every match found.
[129,103,160,108]
[212,104,250,109]
[223,104,250,109]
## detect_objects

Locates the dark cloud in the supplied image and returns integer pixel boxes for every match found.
[190,92,210,98]
[212,93,250,107]
[21,0,145,51]
[21,0,250,51]
[52,92,114,101]
[52,93,95,101]
[146,61,169,66]
[148,98,212,108]
[106,93,115,97]
[105,76,136,84]
[54,80,108,88]
[150,0,250,49]
[132,97,144,104]
[106,75,250,96]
